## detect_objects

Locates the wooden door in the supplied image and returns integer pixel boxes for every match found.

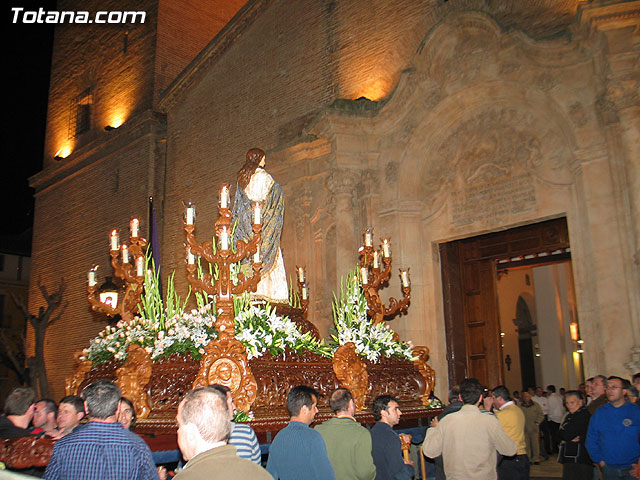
[440,217,570,388]
[441,242,502,388]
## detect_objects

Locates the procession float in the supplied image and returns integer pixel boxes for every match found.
[0,149,438,469]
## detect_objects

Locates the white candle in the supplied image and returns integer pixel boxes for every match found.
[382,238,391,258]
[122,245,130,263]
[253,245,261,263]
[185,203,196,225]
[301,284,308,300]
[253,202,262,225]
[110,230,120,251]
[220,227,229,250]
[130,218,139,238]
[88,268,97,287]
[364,228,373,247]
[400,269,410,287]
[220,185,229,209]
[187,248,195,265]
[360,267,369,285]
[136,256,144,277]
[297,267,305,283]
[373,250,380,269]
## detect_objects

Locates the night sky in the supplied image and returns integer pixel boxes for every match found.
[2,2,56,238]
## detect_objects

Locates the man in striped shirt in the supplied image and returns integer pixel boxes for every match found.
[210,384,262,464]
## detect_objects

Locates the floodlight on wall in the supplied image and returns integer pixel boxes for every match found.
[104,125,116,131]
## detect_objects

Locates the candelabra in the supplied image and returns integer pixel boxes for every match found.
[183,185,263,337]
[87,218,147,323]
[358,228,411,324]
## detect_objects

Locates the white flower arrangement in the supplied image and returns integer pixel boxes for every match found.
[233,293,331,359]
[331,268,416,363]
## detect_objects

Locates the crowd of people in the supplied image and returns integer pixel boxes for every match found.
[423,374,640,480]
[2,373,640,480]
[0,381,415,480]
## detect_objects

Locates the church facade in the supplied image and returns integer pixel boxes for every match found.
[30,0,640,400]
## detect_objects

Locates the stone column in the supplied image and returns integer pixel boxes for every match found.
[584,3,640,371]
[326,168,360,283]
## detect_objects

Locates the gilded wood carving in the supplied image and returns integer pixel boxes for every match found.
[333,342,370,411]
[64,350,93,396]
[192,337,258,412]
[115,344,152,419]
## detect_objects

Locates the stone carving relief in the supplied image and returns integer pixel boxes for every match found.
[414,106,573,225]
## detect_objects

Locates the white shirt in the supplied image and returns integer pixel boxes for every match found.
[547,392,565,423]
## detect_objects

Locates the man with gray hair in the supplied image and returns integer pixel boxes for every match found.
[174,386,272,480]
[44,380,157,480]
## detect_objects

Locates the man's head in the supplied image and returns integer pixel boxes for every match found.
[372,395,402,426]
[286,385,319,425]
[33,399,57,430]
[591,375,607,398]
[177,387,231,461]
[606,376,629,407]
[521,391,532,405]
[329,388,355,416]
[527,387,536,396]
[491,385,512,409]
[633,373,640,391]
[81,380,121,420]
[4,387,36,418]
[57,396,85,432]
[535,386,544,397]
[458,378,483,406]
[547,385,556,394]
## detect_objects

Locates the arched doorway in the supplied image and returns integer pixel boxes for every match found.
[439,217,583,391]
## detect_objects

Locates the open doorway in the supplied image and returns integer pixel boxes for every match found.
[496,260,584,394]
[440,217,584,390]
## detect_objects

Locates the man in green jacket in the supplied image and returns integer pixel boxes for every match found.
[315,388,376,480]
[520,391,545,464]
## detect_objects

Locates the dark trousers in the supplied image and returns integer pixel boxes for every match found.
[498,454,530,480]
[540,417,552,455]
[562,463,594,480]
[601,464,635,480]
[547,420,560,453]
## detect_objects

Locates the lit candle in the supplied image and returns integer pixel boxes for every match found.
[185,203,196,225]
[220,185,229,209]
[382,238,391,258]
[121,245,130,263]
[364,228,373,247]
[110,230,120,251]
[253,244,261,264]
[301,283,308,300]
[136,256,144,277]
[219,226,229,250]
[373,250,380,269]
[130,218,139,238]
[360,267,369,285]
[187,248,195,265]
[88,267,97,287]
[297,266,305,283]
[253,202,262,225]
[400,269,410,287]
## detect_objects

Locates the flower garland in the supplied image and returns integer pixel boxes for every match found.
[330,268,416,363]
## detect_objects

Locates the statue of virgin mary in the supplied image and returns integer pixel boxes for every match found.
[232,148,289,302]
